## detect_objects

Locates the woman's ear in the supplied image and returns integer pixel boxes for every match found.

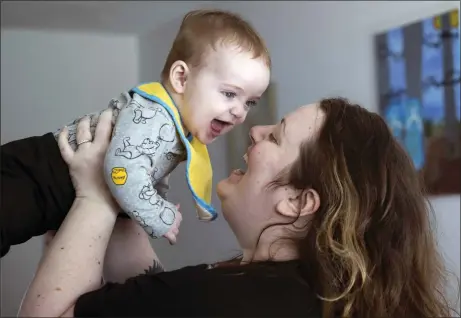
[275,188,320,218]
[169,60,189,94]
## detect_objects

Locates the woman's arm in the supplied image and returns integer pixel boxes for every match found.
[103,217,164,283]
[19,198,118,317]
[42,218,163,286]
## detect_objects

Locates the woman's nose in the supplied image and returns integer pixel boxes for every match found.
[249,125,266,143]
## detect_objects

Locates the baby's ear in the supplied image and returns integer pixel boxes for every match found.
[169,61,189,94]
[275,188,320,219]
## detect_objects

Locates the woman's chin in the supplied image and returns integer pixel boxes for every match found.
[217,170,245,199]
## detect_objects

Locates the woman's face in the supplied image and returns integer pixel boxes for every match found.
[217,103,324,250]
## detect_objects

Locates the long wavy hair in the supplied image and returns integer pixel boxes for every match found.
[271,98,457,317]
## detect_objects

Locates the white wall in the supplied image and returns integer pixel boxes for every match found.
[216,0,461,308]
[1,30,139,143]
[0,29,139,316]
[138,17,240,270]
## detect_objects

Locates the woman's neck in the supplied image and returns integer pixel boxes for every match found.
[241,236,300,264]
[241,214,313,264]
[211,238,299,269]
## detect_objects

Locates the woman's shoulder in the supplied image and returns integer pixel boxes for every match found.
[157,259,302,282]
[161,260,322,316]
[157,259,315,293]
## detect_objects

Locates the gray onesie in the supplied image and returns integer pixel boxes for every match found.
[53,91,186,238]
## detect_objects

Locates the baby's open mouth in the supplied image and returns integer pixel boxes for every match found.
[211,119,232,136]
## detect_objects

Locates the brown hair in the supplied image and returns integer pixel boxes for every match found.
[160,9,271,82]
[272,98,457,317]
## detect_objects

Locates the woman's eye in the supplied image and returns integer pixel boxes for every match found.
[222,91,236,99]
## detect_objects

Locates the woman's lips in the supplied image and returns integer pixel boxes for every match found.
[228,169,244,183]
[246,144,255,157]
[228,153,248,183]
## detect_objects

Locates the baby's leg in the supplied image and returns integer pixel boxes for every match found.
[0,96,127,258]
[0,133,75,257]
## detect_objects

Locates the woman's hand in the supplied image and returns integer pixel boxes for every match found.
[58,109,117,209]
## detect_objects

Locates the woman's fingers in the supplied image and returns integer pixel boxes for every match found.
[76,116,92,148]
[94,109,113,146]
[58,127,74,163]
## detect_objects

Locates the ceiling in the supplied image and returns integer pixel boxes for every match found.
[1,1,215,35]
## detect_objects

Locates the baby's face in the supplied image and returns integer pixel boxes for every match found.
[180,45,270,144]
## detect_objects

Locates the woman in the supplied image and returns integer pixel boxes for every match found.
[19,99,456,317]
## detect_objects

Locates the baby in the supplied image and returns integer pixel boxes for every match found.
[0,9,271,254]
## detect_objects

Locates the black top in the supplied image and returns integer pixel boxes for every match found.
[74,260,321,317]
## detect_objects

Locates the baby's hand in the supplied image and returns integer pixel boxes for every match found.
[163,204,182,245]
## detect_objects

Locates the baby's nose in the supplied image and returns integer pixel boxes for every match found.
[230,103,247,121]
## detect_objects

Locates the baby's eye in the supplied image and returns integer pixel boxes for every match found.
[222,91,236,99]
[246,100,257,108]
[269,133,278,144]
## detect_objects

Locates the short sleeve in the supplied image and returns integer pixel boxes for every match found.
[74,265,208,317]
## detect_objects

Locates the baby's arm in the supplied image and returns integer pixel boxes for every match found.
[103,97,179,239]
